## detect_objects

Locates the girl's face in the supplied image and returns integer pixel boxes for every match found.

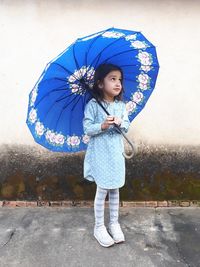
[98,70,122,101]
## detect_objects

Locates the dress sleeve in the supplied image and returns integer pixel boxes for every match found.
[119,103,131,133]
[83,100,103,136]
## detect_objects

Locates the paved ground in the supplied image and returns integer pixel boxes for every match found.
[0,207,199,267]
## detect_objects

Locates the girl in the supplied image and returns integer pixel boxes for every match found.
[83,63,130,247]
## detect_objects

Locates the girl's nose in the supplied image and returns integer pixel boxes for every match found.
[116,81,121,88]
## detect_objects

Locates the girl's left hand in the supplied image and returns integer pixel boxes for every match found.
[113,117,122,126]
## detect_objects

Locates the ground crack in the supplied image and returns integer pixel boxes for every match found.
[1,229,16,248]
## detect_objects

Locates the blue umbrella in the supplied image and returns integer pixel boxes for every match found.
[26,27,159,155]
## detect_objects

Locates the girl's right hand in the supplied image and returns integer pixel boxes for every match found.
[101,116,114,130]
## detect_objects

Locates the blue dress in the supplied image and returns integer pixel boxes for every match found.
[83,98,130,189]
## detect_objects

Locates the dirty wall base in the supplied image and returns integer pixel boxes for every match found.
[0,144,200,201]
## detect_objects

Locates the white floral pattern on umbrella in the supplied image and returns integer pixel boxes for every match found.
[140,65,152,72]
[45,130,65,146]
[102,31,125,39]
[132,91,144,104]
[130,40,149,49]
[137,73,151,91]
[137,51,153,66]
[29,108,37,123]
[82,135,90,144]
[126,101,137,115]
[125,34,137,41]
[30,87,38,107]
[35,121,45,137]
[67,135,81,147]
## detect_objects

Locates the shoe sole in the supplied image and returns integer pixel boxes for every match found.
[107,229,125,244]
[94,233,115,248]
[114,239,125,244]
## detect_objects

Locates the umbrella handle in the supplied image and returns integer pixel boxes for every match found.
[114,124,135,159]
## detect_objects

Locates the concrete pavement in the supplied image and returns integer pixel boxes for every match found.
[0,207,200,267]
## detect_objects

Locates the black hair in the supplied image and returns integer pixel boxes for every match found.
[92,63,124,102]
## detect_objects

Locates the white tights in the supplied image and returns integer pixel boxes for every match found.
[94,186,119,228]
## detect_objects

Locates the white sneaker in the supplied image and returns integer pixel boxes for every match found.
[108,223,125,243]
[94,225,115,247]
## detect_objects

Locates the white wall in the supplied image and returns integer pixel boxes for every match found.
[0,0,200,147]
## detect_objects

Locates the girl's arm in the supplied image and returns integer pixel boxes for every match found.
[83,100,104,136]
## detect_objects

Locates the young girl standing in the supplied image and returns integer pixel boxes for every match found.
[83,63,130,247]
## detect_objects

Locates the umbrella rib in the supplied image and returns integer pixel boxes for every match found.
[42,93,80,131]
[90,36,125,69]
[50,62,79,80]
[123,77,139,82]
[91,36,154,69]
[54,94,82,132]
[94,44,157,72]
[86,36,126,82]
[73,42,81,71]
[82,91,91,113]
[54,92,75,103]
[71,94,82,112]
[34,86,73,108]
[103,46,158,63]
[121,63,159,67]
[103,48,138,63]
[39,77,69,85]
[120,64,149,67]
[81,92,86,113]
[85,28,112,67]
[61,93,80,110]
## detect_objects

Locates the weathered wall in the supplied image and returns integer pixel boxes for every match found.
[0,0,200,201]
[0,0,200,146]
[1,144,199,201]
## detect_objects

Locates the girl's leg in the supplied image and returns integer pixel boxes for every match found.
[108,188,125,243]
[109,188,119,225]
[94,186,108,228]
[94,186,115,247]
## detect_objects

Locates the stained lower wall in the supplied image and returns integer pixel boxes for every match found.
[0,144,200,201]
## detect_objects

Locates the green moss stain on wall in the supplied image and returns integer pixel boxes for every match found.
[0,144,200,201]
[1,171,25,199]
[125,172,200,201]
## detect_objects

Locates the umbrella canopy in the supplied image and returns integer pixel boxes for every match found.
[26,27,159,152]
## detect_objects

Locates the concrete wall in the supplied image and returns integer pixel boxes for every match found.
[0,0,200,200]
[0,144,200,201]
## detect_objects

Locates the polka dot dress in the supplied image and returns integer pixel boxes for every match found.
[83,98,130,189]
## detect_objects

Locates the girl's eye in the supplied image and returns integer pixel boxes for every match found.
[110,77,122,82]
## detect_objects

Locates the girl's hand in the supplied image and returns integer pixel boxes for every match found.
[101,116,122,130]
[101,116,115,130]
[113,117,122,126]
